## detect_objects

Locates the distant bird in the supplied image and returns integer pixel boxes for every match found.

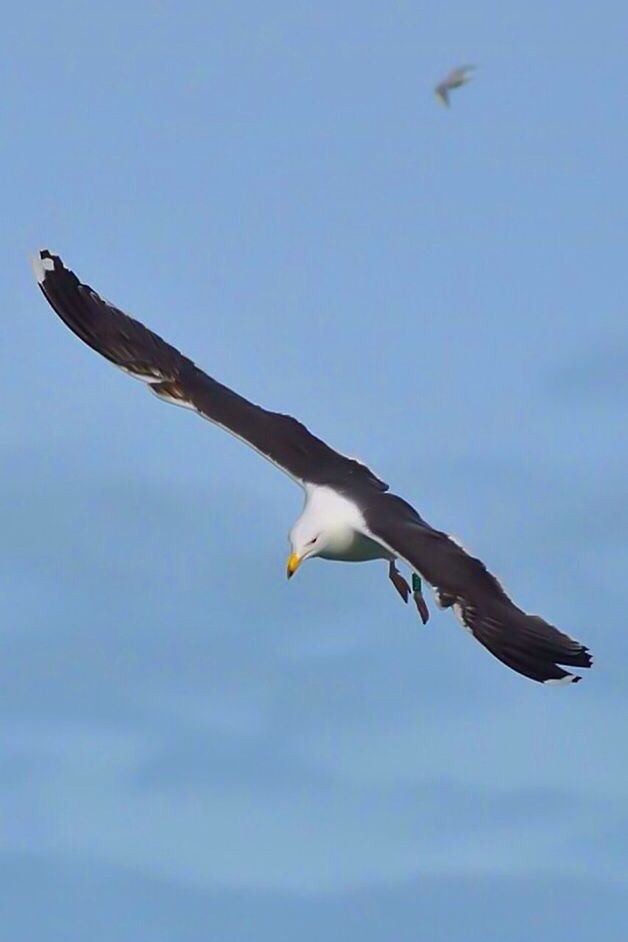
[32,250,593,685]
[434,64,475,106]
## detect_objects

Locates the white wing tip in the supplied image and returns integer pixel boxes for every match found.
[31,248,56,284]
[543,674,581,686]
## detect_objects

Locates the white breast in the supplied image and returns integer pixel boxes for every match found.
[319,531,392,563]
[297,485,393,563]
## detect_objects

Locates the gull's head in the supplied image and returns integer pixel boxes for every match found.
[286,520,354,578]
[286,520,328,579]
[286,485,361,579]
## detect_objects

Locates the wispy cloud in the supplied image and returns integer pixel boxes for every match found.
[549,337,628,401]
[1,850,627,942]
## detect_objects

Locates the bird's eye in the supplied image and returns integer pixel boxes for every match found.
[308,537,317,546]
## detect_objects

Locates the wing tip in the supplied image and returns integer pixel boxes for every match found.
[543,673,582,686]
[454,599,594,683]
[31,248,58,285]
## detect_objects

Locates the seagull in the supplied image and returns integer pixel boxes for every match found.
[32,250,593,685]
[434,64,475,106]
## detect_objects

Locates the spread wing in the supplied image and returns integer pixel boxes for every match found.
[32,250,388,494]
[434,64,475,104]
[434,83,450,106]
[360,492,592,684]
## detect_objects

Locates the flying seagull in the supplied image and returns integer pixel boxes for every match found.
[434,64,475,106]
[32,250,593,684]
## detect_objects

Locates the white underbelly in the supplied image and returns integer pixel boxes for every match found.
[318,531,393,563]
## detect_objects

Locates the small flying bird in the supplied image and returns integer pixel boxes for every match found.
[32,250,593,685]
[434,64,475,106]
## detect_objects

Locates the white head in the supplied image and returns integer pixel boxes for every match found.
[286,518,326,576]
[285,485,364,577]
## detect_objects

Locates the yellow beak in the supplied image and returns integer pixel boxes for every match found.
[286,552,301,579]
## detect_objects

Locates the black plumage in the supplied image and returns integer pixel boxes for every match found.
[359,492,592,683]
[34,250,593,684]
[35,250,387,493]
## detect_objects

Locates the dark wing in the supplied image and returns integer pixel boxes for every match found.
[434,83,450,106]
[360,492,592,684]
[32,250,388,493]
[434,64,475,102]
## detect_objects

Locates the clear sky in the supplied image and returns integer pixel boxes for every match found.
[2,1,627,939]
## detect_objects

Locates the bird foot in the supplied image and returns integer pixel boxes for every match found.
[389,565,430,624]
[412,573,430,625]
[389,561,410,603]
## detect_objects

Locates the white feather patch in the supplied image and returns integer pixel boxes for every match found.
[31,251,55,284]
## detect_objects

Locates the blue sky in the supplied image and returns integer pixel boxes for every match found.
[2,1,627,938]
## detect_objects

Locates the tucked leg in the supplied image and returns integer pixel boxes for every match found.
[388,561,411,603]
